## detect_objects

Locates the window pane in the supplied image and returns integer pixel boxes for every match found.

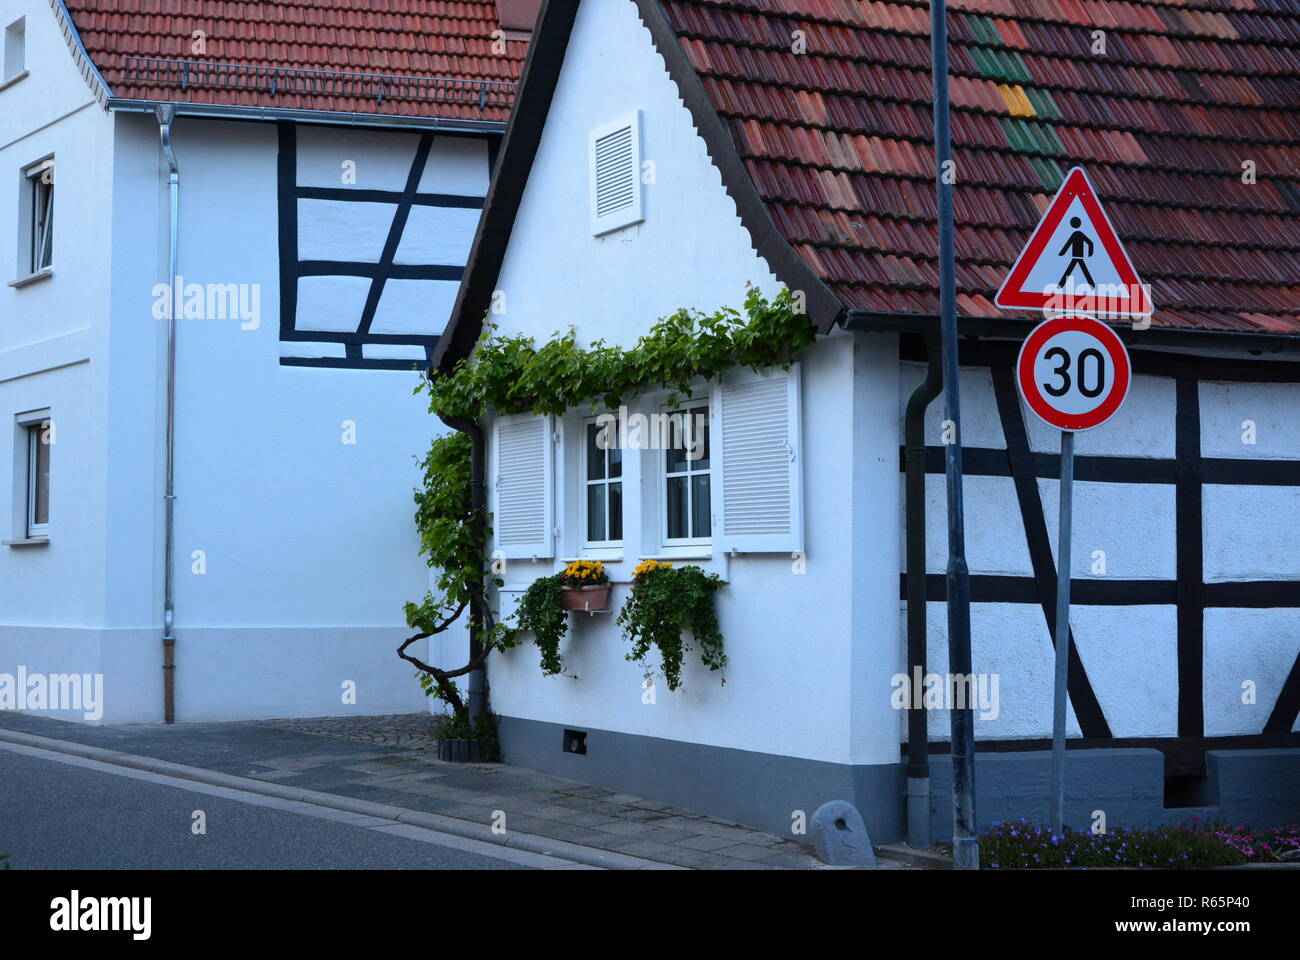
[607,436,622,479]
[664,414,687,475]
[688,407,710,470]
[608,482,623,541]
[586,423,606,481]
[586,482,606,542]
[666,476,688,540]
[38,181,53,269]
[31,427,49,526]
[691,474,710,538]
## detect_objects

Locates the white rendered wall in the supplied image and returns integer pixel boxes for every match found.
[0,1,121,711]
[128,118,436,721]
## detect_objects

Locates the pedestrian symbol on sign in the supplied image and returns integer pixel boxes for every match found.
[1057,217,1094,288]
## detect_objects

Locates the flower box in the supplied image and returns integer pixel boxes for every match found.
[560,583,611,612]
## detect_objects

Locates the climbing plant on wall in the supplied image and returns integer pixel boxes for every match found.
[399,287,814,716]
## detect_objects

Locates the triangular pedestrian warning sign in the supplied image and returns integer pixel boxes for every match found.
[996,167,1153,317]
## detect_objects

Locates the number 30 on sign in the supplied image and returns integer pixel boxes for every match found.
[1016,315,1131,432]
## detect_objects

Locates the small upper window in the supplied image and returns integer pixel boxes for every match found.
[663,403,711,544]
[24,418,51,537]
[22,159,54,275]
[2,18,24,85]
[583,417,623,546]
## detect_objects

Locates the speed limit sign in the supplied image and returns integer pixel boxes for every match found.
[1016,315,1131,432]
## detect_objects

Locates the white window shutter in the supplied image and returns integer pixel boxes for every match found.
[493,413,554,560]
[715,365,804,553]
[589,111,643,236]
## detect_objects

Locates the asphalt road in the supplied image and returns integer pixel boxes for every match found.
[0,747,526,870]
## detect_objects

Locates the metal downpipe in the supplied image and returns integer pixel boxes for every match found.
[156,105,179,725]
[438,412,487,719]
[904,333,942,849]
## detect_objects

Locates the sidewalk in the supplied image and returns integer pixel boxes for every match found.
[0,712,917,870]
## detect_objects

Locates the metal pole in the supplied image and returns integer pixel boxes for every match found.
[157,105,180,725]
[1051,430,1075,835]
[928,0,978,870]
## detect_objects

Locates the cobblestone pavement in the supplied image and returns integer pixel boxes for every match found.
[0,712,912,870]
[250,714,444,748]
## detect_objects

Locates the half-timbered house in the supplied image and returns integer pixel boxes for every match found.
[435,0,1300,840]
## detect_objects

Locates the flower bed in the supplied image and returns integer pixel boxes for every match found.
[980,818,1300,869]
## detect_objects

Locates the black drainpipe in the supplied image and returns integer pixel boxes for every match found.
[903,331,942,848]
[438,412,487,719]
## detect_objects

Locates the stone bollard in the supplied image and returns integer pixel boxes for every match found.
[811,800,877,867]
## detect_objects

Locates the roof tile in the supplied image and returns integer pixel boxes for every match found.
[64,0,527,121]
[662,0,1300,335]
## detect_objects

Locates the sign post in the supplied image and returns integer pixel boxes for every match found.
[1015,315,1132,834]
[1051,428,1073,836]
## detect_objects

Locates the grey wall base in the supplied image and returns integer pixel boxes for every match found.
[498,717,1300,844]
[926,747,1300,841]
[496,715,904,843]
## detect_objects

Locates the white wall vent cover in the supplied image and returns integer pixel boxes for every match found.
[589,111,644,236]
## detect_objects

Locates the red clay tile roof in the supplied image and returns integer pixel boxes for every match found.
[661,0,1300,336]
[63,0,526,123]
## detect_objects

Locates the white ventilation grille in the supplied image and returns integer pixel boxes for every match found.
[589,111,643,236]
[494,415,553,557]
[717,365,803,553]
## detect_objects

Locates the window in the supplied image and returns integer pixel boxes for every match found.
[663,403,711,544]
[583,416,623,546]
[21,159,54,276]
[2,17,24,85]
[588,111,643,236]
[20,416,51,538]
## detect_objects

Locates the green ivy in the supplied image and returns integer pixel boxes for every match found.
[403,287,809,699]
[423,286,814,421]
[617,565,726,691]
[515,574,569,676]
[403,431,522,665]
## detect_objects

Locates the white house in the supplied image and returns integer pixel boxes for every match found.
[432,0,1300,841]
[0,0,538,723]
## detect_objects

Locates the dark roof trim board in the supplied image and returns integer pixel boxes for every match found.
[848,310,1300,354]
[434,0,584,374]
[433,0,843,373]
[632,0,844,334]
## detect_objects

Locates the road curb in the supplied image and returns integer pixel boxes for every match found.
[874,843,954,869]
[0,727,685,871]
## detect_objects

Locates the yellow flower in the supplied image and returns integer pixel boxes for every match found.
[633,559,672,579]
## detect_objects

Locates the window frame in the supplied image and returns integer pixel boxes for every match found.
[16,157,54,282]
[659,398,713,549]
[25,420,50,537]
[580,413,624,550]
[12,410,51,544]
[2,16,25,88]
[27,160,54,274]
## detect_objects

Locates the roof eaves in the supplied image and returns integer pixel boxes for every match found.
[843,310,1300,355]
[48,0,112,107]
[105,98,508,135]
